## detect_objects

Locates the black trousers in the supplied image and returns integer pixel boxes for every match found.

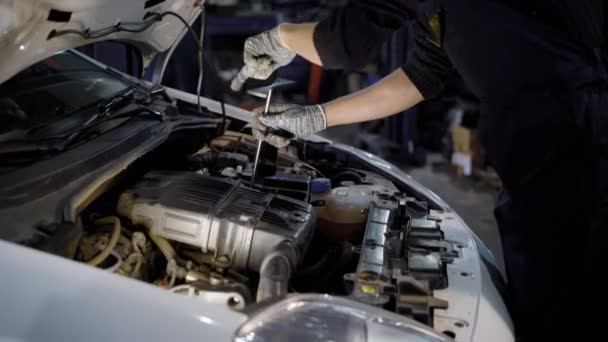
[435,0,608,338]
[490,59,608,340]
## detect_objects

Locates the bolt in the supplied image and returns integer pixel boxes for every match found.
[216,255,230,264]
[227,296,241,308]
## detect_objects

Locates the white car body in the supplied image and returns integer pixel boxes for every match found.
[0,1,514,341]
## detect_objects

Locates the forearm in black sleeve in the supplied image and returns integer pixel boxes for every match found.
[313,0,415,70]
[401,11,454,99]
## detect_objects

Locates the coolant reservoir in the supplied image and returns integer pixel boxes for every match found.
[316,184,394,242]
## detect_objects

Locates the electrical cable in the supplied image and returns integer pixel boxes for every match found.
[196,1,226,134]
[152,10,226,135]
[159,11,204,113]
[153,10,227,134]
[197,6,206,114]
[105,250,123,273]
[48,19,160,40]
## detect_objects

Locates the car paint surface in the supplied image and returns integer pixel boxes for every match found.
[0,0,201,84]
[0,240,247,342]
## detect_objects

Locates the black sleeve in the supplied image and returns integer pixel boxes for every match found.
[401,7,454,99]
[313,0,415,70]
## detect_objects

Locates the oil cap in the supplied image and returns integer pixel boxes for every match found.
[311,178,332,194]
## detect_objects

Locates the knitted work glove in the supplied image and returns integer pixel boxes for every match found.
[231,27,296,92]
[252,104,327,148]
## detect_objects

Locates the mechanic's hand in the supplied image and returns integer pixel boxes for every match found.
[253,104,327,148]
[230,27,296,92]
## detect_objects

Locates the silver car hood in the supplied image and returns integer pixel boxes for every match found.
[0,0,201,84]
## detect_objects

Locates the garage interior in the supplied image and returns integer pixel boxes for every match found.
[79,0,505,275]
[9,0,608,340]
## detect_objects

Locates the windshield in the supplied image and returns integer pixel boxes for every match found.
[0,50,131,141]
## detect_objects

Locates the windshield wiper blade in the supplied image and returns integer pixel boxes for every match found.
[88,87,138,124]
[0,106,162,165]
[23,86,139,138]
[54,88,143,149]
[55,106,165,152]
[82,86,168,126]
[1,88,168,164]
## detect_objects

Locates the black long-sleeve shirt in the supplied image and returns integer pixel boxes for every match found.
[313,0,605,99]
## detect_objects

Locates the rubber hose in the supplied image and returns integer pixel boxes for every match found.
[105,250,123,273]
[87,216,122,267]
[149,233,176,261]
[256,241,297,302]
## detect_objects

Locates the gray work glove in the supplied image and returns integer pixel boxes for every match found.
[253,104,327,148]
[231,27,296,92]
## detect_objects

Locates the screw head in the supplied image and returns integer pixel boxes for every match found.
[216,255,230,264]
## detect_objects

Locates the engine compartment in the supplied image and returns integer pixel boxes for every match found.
[71,131,461,326]
[116,172,315,273]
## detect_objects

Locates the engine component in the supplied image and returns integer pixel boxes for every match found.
[188,151,249,174]
[170,284,247,310]
[331,169,396,190]
[310,178,332,198]
[263,172,311,201]
[316,184,397,242]
[256,241,297,302]
[251,139,279,185]
[345,198,457,326]
[86,217,121,267]
[78,220,151,280]
[117,171,315,272]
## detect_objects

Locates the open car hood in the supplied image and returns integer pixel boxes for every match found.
[0,0,201,84]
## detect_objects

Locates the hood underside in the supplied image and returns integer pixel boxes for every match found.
[0,0,201,84]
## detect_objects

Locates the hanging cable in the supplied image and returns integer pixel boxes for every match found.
[197,5,206,114]
[47,17,161,40]
[160,11,204,113]
[154,9,226,134]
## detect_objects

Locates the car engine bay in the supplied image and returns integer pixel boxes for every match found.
[44,128,461,328]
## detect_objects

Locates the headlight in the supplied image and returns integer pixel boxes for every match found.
[234,294,452,342]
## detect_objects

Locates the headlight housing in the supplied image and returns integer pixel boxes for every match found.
[234,294,452,342]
